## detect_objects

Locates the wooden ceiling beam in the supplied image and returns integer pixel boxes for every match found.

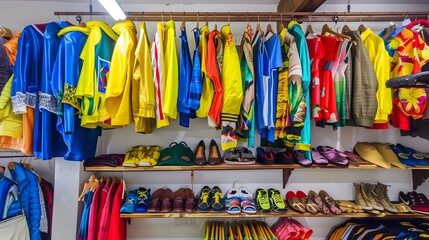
[277,0,327,12]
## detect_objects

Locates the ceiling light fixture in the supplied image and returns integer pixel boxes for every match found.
[98,0,126,21]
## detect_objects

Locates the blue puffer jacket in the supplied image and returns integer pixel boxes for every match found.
[10,162,41,240]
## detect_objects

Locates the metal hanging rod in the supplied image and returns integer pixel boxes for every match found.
[54,11,429,22]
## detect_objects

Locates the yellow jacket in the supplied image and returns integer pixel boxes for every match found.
[0,77,23,139]
[163,20,178,120]
[220,25,243,121]
[76,21,118,128]
[361,28,392,123]
[132,22,156,133]
[196,25,214,118]
[104,20,137,127]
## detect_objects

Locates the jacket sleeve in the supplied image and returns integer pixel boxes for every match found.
[373,41,392,123]
[163,22,178,119]
[11,28,30,114]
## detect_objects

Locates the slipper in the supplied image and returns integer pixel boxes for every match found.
[223,148,242,165]
[256,147,276,165]
[387,144,416,167]
[239,148,256,165]
[343,151,373,166]
[396,143,428,165]
[238,187,257,214]
[353,142,391,169]
[311,148,329,165]
[319,190,342,215]
[371,143,406,169]
[296,190,319,214]
[286,191,306,213]
[224,188,241,214]
[294,150,312,166]
[308,190,330,214]
[275,151,294,164]
[317,146,349,166]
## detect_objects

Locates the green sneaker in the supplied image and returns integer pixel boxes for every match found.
[268,188,287,213]
[256,189,270,213]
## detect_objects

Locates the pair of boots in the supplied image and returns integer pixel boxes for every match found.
[354,182,398,213]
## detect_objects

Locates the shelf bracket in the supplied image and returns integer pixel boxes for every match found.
[412,169,429,190]
[190,170,195,193]
[282,169,294,189]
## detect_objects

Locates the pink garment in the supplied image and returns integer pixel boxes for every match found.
[107,181,126,240]
[87,182,104,240]
[97,182,118,240]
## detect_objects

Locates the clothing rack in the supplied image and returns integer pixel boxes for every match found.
[53,11,429,22]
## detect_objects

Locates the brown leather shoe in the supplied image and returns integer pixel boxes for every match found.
[173,188,186,212]
[160,188,174,212]
[184,188,196,212]
[194,140,207,165]
[148,188,164,213]
[208,139,222,165]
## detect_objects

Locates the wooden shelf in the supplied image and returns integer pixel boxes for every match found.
[84,163,429,172]
[120,211,429,219]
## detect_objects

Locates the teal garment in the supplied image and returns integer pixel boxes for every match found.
[288,23,311,160]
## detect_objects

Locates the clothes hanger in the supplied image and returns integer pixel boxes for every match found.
[0,26,13,39]
[180,14,186,31]
[214,12,217,31]
[277,13,285,33]
[0,166,5,174]
[254,13,264,38]
[322,23,352,40]
[358,23,367,34]
[381,22,396,40]
[7,161,14,170]
[77,175,99,201]
[341,24,353,34]
[407,19,429,30]
[305,14,314,37]
[196,12,199,29]
[205,12,208,27]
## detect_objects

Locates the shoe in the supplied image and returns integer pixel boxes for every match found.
[296,191,319,214]
[194,140,206,165]
[210,186,224,212]
[147,188,163,213]
[371,143,406,169]
[372,182,398,213]
[135,188,151,213]
[120,191,138,213]
[123,146,144,167]
[224,188,241,214]
[361,183,384,211]
[184,188,196,212]
[387,143,416,167]
[311,148,329,165]
[354,142,391,169]
[255,189,271,213]
[275,151,294,164]
[335,200,363,213]
[256,148,276,165]
[140,145,160,166]
[160,188,173,213]
[223,148,241,165]
[353,183,373,211]
[318,190,342,215]
[239,148,256,165]
[317,146,349,166]
[286,191,306,213]
[238,187,257,214]
[294,151,312,166]
[172,188,186,212]
[406,192,429,214]
[197,186,212,212]
[268,188,287,213]
[308,190,330,214]
[208,139,222,165]
[399,191,411,206]
[396,143,428,165]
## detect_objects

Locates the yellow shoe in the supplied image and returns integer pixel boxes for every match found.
[123,146,146,167]
[139,145,161,166]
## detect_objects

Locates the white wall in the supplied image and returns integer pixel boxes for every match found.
[1,1,429,240]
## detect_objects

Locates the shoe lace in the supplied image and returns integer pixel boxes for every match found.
[138,191,148,203]
[213,192,222,205]
[271,192,283,205]
[259,192,269,204]
[201,191,209,204]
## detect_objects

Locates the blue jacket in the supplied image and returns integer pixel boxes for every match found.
[178,28,192,127]
[10,163,41,240]
[51,26,101,161]
[39,21,70,160]
[0,174,14,219]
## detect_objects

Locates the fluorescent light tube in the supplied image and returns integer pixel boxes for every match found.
[98,0,126,21]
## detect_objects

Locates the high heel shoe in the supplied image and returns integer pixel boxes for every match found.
[208,139,222,165]
[194,140,206,165]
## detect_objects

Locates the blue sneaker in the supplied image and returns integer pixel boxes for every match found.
[396,144,428,166]
[387,144,416,167]
[120,191,138,213]
[135,188,151,213]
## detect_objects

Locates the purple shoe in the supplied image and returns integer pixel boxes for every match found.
[294,151,312,166]
[316,146,349,166]
[311,148,329,165]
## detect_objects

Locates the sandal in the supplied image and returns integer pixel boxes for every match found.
[318,190,342,215]
[308,190,330,214]
[268,188,287,213]
[238,187,257,214]
[225,188,241,214]
[286,191,306,213]
[296,191,319,214]
[316,146,349,166]
[311,148,329,165]
[294,151,312,166]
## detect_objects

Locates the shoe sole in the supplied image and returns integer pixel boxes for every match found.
[411,209,429,215]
